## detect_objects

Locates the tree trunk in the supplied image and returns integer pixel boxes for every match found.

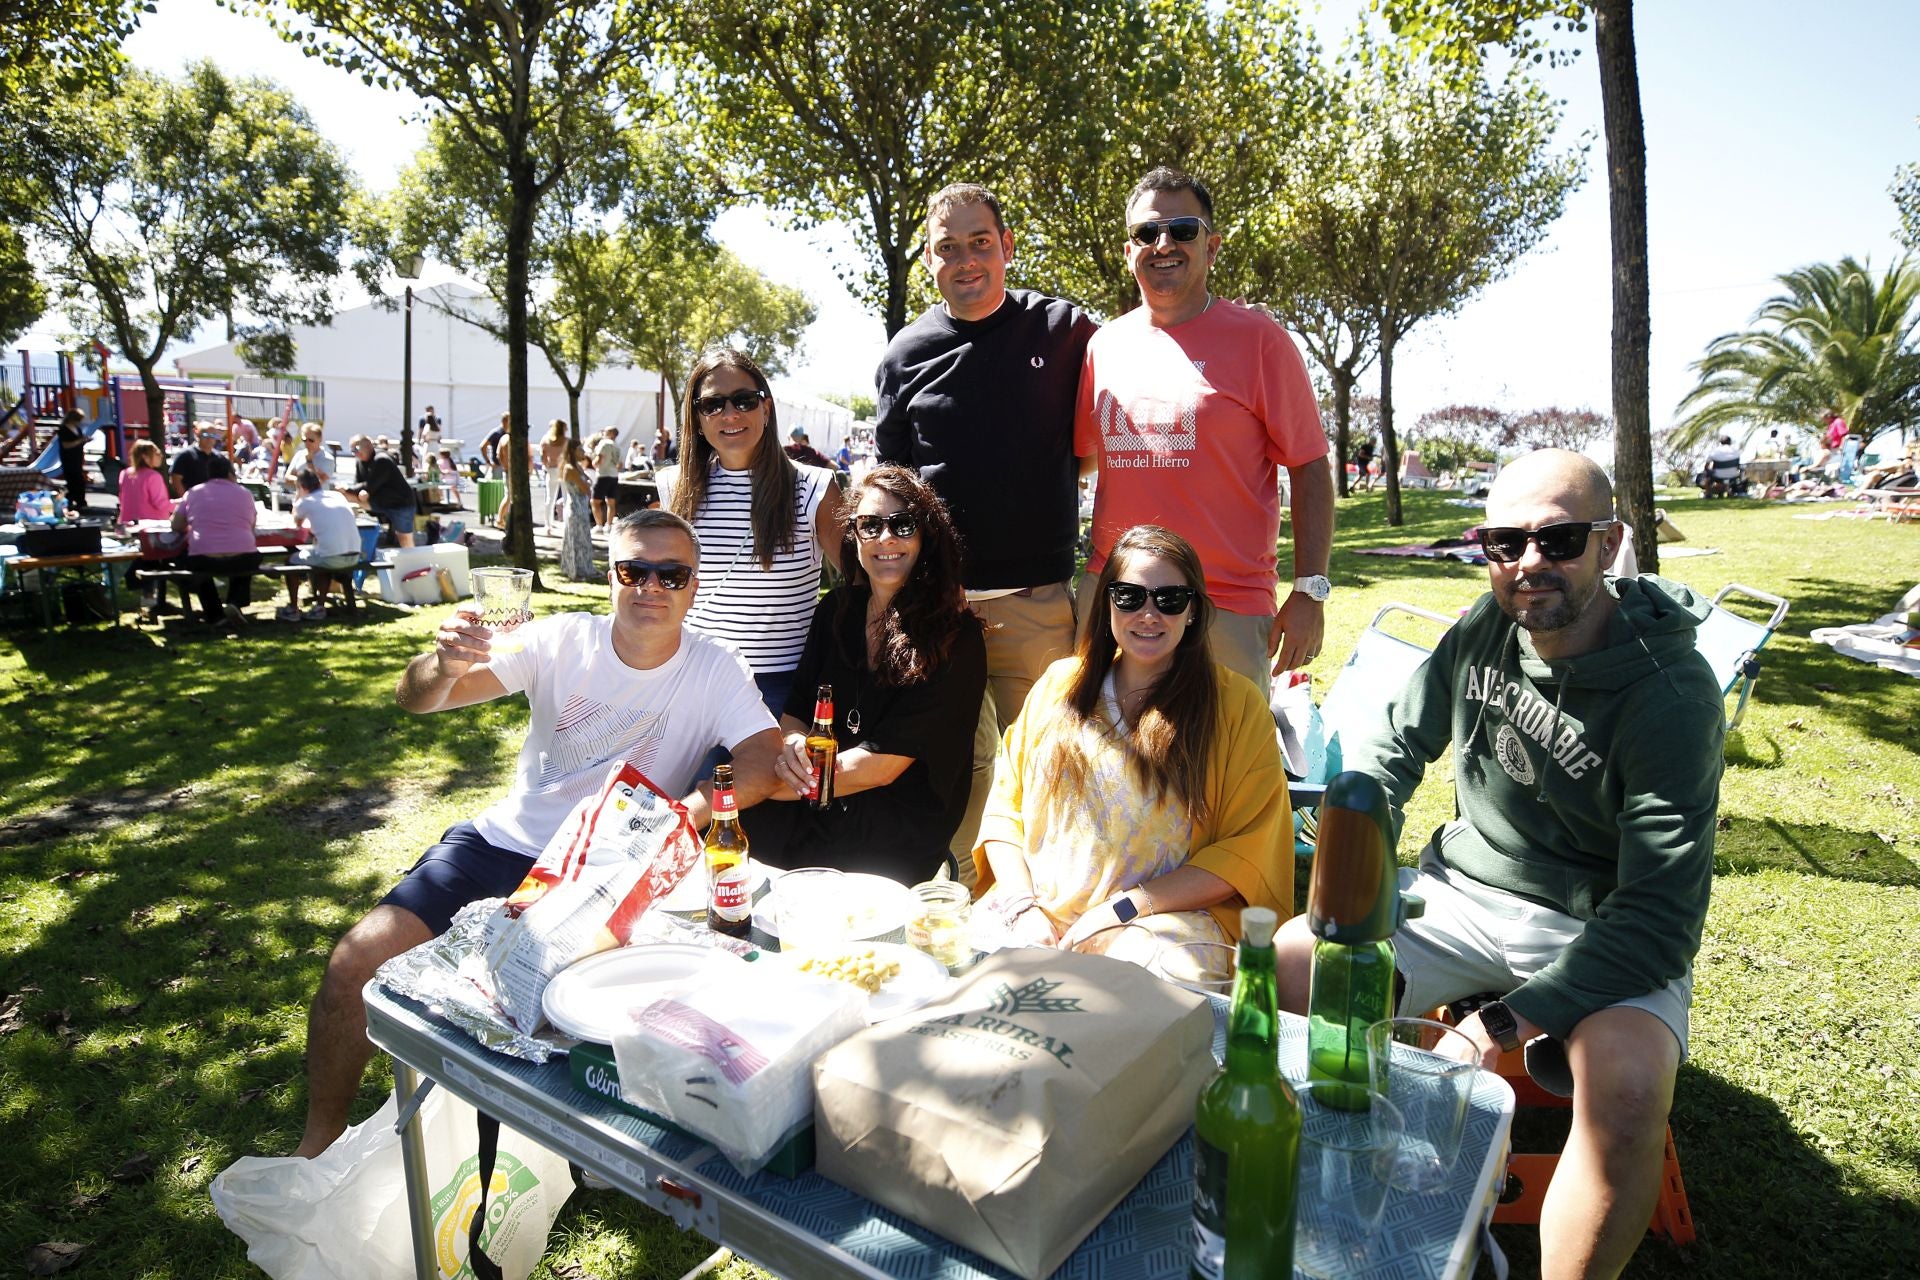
[566,378,581,445]
[504,144,542,582]
[1595,0,1656,575]
[136,360,166,448]
[1379,326,1404,527]
[883,240,909,338]
[1332,367,1354,499]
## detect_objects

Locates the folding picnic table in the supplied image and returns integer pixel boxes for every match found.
[364,978,1515,1280]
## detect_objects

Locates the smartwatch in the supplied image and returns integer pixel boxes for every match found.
[1112,894,1140,925]
[1479,999,1523,1053]
[1292,574,1332,603]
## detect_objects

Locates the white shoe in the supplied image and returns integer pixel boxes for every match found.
[303,605,328,622]
[275,605,302,622]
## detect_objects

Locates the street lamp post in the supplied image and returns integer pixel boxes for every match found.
[392,251,424,474]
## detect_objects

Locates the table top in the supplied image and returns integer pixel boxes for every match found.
[365,969,1513,1280]
[4,549,142,570]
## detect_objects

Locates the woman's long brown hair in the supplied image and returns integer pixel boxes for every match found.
[670,347,798,571]
[1042,524,1219,826]
[835,465,973,687]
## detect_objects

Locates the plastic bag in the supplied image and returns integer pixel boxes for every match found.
[612,964,865,1175]
[209,1086,573,1280]
[1271,671,1326,783]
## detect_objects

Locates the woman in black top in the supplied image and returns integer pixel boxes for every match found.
[57,410,88,513]
[740,465,987,885]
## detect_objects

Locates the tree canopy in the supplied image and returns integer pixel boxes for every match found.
[15,59,357,435]
[1673,257,1920,453]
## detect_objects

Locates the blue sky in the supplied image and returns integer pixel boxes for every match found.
[29,0,1920,436]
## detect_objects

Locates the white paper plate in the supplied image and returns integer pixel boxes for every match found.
[541,942,745,1043]
[756,871,918,943]
[779,941,952,1022]
[653,859,768,914]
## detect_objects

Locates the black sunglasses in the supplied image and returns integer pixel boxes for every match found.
[852,512,919,541]
[1479,520,1615,564]
[1127,216,1212,246]
[611,558,694,589]
[1107,581,1198,615]
[693,389,768,418]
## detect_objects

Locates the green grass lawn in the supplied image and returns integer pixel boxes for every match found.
[2,491,1916,1278]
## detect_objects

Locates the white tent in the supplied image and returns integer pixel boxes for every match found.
[770,386,855,458]
[172,283,668,459]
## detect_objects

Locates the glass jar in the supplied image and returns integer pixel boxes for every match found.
[905,879,973,971]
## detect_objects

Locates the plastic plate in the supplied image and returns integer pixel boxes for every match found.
[540,942,745,1043]
[779,941,952,1022]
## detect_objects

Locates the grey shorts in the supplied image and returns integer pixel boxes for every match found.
[1393,851,1692,1057]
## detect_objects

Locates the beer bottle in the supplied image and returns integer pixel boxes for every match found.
[804,684,837,809]
[1189,906,1300,1280]
[705,764,752,938]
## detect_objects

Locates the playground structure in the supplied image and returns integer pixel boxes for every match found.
[1,346,324,485]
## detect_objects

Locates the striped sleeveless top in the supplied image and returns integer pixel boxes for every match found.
[658,460,834,675]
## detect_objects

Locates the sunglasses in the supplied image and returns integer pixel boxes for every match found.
[1107,581,1198,615]
[1127,216,1212,246]
[693,389,768,418]
[852,512,919,541]
[611,558,693,589]
[1479,520,1615,564]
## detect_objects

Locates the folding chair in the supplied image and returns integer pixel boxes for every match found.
[1690,583,1789,731]
[1283,602,1455,855]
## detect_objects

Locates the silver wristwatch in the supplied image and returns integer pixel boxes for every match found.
[1292,574,1332,603]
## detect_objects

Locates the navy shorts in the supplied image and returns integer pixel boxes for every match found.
[373,504,418,535]
[380,821,534,934]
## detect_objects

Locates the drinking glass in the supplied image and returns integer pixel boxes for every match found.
[1366,1016,1477,1192]
[1151,939,1237,998]
[774,867,850,954]
[905,880,973,971]
[470,567,533,653]
[1293,1080,1404,1279]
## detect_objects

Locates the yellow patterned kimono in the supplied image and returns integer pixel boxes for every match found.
[976,657,1292,962]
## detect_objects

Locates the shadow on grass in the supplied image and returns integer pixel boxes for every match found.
[1715,815,1920,888]
[1492,1064,1920,1279]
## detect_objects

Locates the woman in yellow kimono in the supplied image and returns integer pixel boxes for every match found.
[975,524,1291,973]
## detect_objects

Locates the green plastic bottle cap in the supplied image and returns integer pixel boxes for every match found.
[1241,906,1278,946]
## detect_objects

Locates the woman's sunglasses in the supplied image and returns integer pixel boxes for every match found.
[611,559,693,589]
[1107,581,1198,615]
[1126,216,1211,246]
[693,389,769,418]
[1479,520,1615,564]
[852,512,919,541]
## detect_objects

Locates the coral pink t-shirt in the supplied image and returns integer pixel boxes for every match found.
[118,465,174,522]
[1074,301,1325,616]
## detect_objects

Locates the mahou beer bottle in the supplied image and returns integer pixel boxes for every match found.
[804,684,837,808]
[1189,906,1300,1279]
[705,764,752,938]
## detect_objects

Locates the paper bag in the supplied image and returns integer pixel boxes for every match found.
[812,947,1214,1280]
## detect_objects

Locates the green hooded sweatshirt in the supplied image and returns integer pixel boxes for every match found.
[1350,574,1725,1041]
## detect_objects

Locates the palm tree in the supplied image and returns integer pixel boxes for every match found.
[1673,256,1920,454]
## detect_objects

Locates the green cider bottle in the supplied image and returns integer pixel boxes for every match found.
[1306,772,1423,1110]
[1189,906,1301,1280]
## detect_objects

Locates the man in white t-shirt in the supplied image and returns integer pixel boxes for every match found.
[278,468,365,621]
[592,425,624,529]
[291,509,782,1158]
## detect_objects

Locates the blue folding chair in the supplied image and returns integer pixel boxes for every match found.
[1691,583,1789,731]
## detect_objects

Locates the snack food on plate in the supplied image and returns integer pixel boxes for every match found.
[797,948,902,995]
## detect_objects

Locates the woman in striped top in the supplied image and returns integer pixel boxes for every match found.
[659,347,845,715]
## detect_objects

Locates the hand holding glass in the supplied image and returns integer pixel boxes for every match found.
[470,567,533,654]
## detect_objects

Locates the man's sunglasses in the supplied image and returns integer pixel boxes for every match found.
[1107,581,1198,615]
[612,558,693,589]
[1479,520,1615,564]
[852,512,919,541]
[693,389,769,418]
[1127,216,1212,246]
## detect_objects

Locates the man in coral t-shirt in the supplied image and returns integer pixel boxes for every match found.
[1074,166,1334,689]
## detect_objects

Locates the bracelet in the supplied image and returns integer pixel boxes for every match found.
[1134,884,1155,917]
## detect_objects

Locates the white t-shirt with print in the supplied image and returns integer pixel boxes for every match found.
[471,612,776,855]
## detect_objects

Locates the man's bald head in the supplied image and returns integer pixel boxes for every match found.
[1487,449,1614,523]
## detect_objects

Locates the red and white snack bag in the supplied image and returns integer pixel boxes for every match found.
[483,760,702,1033]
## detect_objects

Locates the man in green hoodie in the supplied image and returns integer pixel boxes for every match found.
[1277,449,1724,1279]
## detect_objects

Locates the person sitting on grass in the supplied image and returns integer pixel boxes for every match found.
[169,454,260,628]
[1271,449,1724,1280]
[291,509,783,1158]
[973,523,1290,969]
[277,468,363,622]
